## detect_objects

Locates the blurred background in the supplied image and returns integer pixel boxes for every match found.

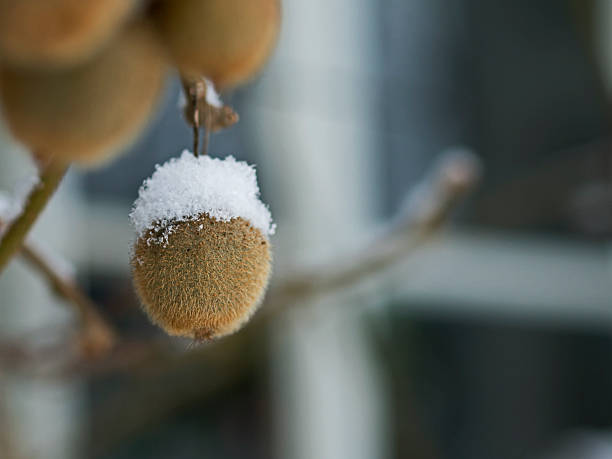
[2,0,612,458]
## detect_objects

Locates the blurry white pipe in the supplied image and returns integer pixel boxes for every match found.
[248,1,389,459]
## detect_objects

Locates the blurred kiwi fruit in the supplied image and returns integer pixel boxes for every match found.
[0,21,168,166]
[0,0,139,68]
[152,0,280,90]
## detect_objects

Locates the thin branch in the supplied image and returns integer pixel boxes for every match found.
[0,204,117,358]
[0,161,68,274]
[19,244,117,357]
[266,149,481,310]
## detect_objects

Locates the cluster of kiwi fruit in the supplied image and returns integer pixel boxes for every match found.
[0,0,281,166]
[0,0,280,341]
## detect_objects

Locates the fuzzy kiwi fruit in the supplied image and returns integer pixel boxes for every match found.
[152,0,280,90]
[132,215,271,340]
[0,21,167,166]
[0,0,138,68]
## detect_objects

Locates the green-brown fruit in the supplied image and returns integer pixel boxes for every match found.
[152,0,280,90]
[0,0,138,68]
[0,21,167,166]
[131,215,271,340]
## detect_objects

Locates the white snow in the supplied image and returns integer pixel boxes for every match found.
[130,151,275,244]
[0,175,40,223]
[204,79,222,108]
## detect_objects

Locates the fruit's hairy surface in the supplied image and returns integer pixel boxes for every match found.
[0,0,137,68]
[153,0,280,89]
[132,215,271,340]
[0,21,167,166]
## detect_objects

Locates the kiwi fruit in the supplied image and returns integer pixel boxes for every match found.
[0,0,138,68]
[0,21,168,166]
[132,215,271,340]
[152,0,280,90]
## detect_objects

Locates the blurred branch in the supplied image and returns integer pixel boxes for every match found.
[266,149,481,310]
[0,218,117,358]
[0,160,67,274]
[19,244,117,357]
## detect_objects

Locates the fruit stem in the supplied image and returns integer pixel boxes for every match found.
[0,160,68,274]
[202,105,211,156]
[181,77,202,157]
[193,124,200,158]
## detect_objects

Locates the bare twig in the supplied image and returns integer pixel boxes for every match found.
[266,149,481,310]
[0,161,68,274]
[0,208,117,358]
[19,244,117,357]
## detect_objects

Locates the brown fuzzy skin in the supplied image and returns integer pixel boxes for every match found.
[0,21,168,166]
[152,0,280,90]
[132,215,271,340]
[0,0,138,68]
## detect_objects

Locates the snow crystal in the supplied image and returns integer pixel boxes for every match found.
[205,79,222,108]
[129,152,275,244]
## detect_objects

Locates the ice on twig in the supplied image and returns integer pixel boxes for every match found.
[395,146,481,225]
